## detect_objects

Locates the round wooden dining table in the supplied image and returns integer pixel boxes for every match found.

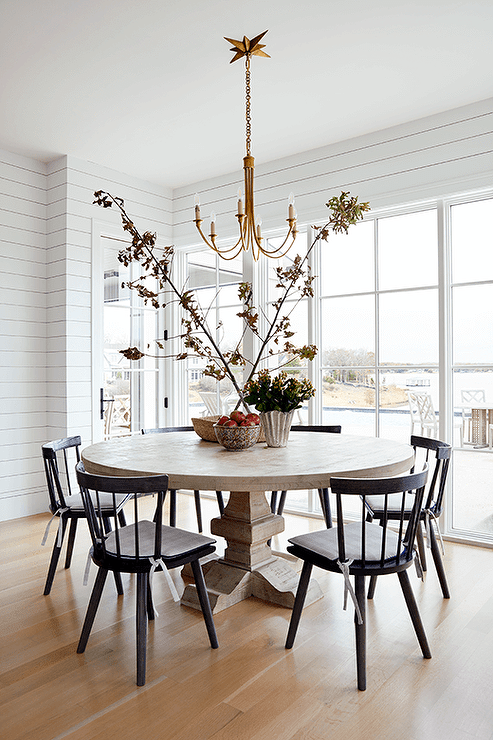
[82,431,414,613]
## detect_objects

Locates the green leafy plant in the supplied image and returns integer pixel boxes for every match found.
[93,190,370,410]
[243,368,315,413]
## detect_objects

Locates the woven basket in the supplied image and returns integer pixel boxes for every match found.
[191,415,265,443]
[191,416,220,442]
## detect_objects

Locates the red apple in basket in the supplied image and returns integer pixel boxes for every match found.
[223,419,238,427]
[230,410,246,424]
[245,413,260,425]
[240,419,256,426]
[217,415,229,425]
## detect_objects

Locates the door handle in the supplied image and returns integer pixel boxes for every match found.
[100,388,114,419]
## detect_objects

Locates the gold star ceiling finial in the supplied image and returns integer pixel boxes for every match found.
[224,30,270,63]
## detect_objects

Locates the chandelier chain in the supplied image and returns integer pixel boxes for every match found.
[245,56,251,156]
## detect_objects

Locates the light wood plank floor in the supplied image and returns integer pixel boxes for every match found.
[1,494,493,740]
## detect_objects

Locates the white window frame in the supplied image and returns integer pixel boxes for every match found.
[167,188,493,546]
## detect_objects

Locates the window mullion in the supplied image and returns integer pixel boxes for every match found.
[374,218,380,437]
[308,226,321,425]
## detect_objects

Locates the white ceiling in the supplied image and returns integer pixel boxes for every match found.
[1,0,492,189]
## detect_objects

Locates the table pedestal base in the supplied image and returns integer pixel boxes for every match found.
[181,556,323,613]
[181,488,323,612]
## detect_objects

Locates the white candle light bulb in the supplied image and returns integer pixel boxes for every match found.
[237,187,244,216]
[194,193,201,220]
[288,192,295,220]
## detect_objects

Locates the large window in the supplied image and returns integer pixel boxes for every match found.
[319,210,439,441]
[266,234,310,424]
[185,249,243,420]
[176,193,493,545]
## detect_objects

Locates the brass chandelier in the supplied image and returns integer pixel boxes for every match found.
[193,31,298,260]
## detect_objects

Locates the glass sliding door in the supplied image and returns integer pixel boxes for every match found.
[450,197,493,540]
[101,236,159,437]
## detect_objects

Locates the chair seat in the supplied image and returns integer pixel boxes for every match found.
[105,521,216,560]
[55,491,129,513]
[289,522,403,564]
[365,492,439,518]
[365,492,416,514]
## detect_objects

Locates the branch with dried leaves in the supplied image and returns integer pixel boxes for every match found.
[93,189,370,409]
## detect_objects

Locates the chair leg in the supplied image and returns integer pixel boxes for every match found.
[285,561,313,649]
[397,570,432,659]
[147,579,155,620]
[113,570,124,595]
[429,525,450,598]
[268,490,286,544]
[215,491,225,516]
[190,559,218,649]
[354,574,367,691]
[100,518,123,595]
[416,522,427,572]
[367,575,377,599]
[317,488,332,528]
[117,509,127,527]
[193,490,203,532]
[169,490,177,527]
[77,567,109,653]
[64,518,78,568]
[268,492,278,547]
[136,572,148,686]
[277,491,287,516]
[43,516,68,595]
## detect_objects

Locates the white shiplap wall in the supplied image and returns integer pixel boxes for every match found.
[173,97,493,247]
[45,154,173,447]
[0,149,47,519]
[0,152,172,521]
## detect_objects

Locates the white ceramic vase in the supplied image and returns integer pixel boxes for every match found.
[260,409,296,447]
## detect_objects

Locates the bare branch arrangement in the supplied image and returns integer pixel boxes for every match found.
[94,190,370,410]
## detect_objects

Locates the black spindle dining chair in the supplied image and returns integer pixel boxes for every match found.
[285,466,430,691]
[41,436,128,596]
[365,435,452,599]
[75,462,218,686]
